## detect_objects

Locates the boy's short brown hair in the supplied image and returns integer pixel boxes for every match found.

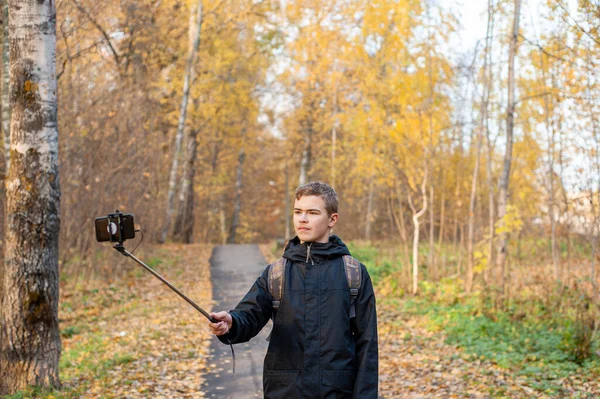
[295,182,338,216]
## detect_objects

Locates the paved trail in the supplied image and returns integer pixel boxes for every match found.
[201,244,271,399]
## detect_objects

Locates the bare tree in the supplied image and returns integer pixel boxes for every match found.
[466,0,494,293]
[0,0,61,393]
[228,145,246,244]
[408,166,428,295]
[365,178,375,242]
[495,0,521,296]
[298,124,312,186]
[540,50,559,282]
[162,0,203,243]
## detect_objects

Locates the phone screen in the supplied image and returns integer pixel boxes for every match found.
[95,213,135,242]
[95,216,121,242]
[95,217,110,242]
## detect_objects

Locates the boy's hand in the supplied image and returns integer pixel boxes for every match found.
[208,311,232,336]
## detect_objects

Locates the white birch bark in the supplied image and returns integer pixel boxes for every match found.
[0,0,61,393]
[162,0,203,243]
[408,167,428,295]
[495,0,521,295]
[466,0,493,293]
[1,0,9,170]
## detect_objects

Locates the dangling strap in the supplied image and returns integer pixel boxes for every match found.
[267,258,286,341]
[343,255,361,318]
[268,258,287,312]
[225,336,235,374]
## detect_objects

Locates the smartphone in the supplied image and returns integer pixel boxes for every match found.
[95,213,135,242]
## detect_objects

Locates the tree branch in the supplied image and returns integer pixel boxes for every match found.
[71,0,121,68]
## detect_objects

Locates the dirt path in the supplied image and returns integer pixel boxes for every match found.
[201,244,271,399]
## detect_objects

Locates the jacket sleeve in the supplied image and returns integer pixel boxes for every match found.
[218,265,273,345]
[351,264,378,399]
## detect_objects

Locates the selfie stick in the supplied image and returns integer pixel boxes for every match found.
[113,244,217,323]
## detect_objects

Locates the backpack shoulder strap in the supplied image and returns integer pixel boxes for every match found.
[342,255,361,318]
[268,257,287,311]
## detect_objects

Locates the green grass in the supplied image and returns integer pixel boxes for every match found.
[402,296,600,395]
[347,239,600,396]
[2,386,78,399]
[346,241,401,285]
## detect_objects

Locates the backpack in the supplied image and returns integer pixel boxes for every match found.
[267,255,361,318]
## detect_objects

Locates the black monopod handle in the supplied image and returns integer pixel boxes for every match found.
[114,245,218,323]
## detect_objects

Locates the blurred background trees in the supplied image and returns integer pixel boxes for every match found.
[2,0,600,308]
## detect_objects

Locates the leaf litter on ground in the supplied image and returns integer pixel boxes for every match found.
[58,244,214,398]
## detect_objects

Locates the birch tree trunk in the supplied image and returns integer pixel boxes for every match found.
[428,184,435,278]
[484,0,496,286]
[0,0,61,393]
[228,147,245,244]
[285,159,291,240]
[365,178,375,241]
[298,120,313,186]
[437,168,447,275]
[172,125,200,243]
[495,0,521,295]
[466,1,493,292]
[1,0,8,168]
[541,53,559,282]
[408,167,428,295]
[389,185,411,269]
[0,0,6,301]
[161,0,203,243]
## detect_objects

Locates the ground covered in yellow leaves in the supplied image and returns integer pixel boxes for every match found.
[11,243,598,398]
[57,244,214,398]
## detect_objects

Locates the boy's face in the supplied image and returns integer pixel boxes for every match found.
[293,195,338,244]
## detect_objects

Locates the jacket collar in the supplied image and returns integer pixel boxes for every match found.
[283,235,351,264]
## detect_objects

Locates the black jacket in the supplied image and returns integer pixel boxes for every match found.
[218,236,378,399]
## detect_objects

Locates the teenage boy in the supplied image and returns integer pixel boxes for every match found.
[208,181,378,399]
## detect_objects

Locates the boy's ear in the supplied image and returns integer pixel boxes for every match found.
[328,213,338,228]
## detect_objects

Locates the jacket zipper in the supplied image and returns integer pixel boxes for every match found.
[306,243,314,265]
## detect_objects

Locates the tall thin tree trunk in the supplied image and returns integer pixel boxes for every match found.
[331,86,337,186]
[485,112,495,284]
[588,48,600,300]
[1,0,8,169]
[365,178,375,241]
[298,125,312,186]
[0,0,61,393]
[219,209,227,246]
[452,177,460,268]
[161,0,203,243]
[390,185,411,268]
[558,113,571,286]
[466,2,493,292]
[172,124,200,243]
[228,147,245,244]
[0,0,6,301]
[408,167,428,295]
[495,0,521,295]
[466,127,483,292]
[285,159,291,240]
[428,184,435,278]
[437,167,447,276]
[540,52,559,282]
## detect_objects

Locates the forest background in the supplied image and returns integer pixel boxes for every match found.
[1,0,600,397]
